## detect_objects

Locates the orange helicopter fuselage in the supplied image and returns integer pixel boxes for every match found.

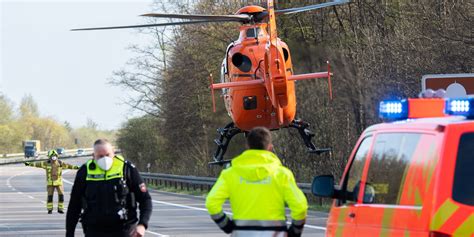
[221,23,296,131]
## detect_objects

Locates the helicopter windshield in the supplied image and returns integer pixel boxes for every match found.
[246,27,260,38]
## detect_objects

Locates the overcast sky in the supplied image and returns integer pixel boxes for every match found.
[1,0,160,130]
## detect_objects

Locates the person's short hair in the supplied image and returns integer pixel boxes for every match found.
[247,127,272,150]
[93,139,110,147]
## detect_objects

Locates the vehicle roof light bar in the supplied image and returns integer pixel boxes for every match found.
[379,100,408,120]
[445,98,474,119]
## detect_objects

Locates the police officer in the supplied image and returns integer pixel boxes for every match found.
[66,139,152,237]
[206,127,308,237]
[25,149,79,214]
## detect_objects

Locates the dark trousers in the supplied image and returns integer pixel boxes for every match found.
[84,224,136,237]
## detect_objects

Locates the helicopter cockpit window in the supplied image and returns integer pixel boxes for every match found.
[246,28,260,38]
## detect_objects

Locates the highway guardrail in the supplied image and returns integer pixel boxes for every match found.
[2,148,94,159]
[140,172,312,194]
[0,149,121,165]
[0,153,93,165]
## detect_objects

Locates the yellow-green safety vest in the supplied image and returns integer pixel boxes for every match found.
[86,156,125,181]
[206,149,308,223]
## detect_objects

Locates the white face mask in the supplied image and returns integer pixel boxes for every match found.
[96,156,113,171]
[51,156,58,161]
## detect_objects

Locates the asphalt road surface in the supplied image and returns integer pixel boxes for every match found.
[0,157,327,236]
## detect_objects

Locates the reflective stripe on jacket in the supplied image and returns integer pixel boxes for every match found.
[206,149,308,235]
[27,160,78,186]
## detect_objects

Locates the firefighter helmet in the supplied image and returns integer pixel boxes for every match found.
[47,149,59,158]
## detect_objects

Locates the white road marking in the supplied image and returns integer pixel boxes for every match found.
[152,200,208,212]
[146,230,168,236]
[62,178,73,185]
[304,224,327,230]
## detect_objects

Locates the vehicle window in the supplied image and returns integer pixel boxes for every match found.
[246,28,260,38]
[343,136,373,204]
[453,132,474,206]
[365,133,421,205]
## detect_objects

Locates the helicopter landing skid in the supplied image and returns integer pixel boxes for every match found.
[290,119,331,155]
[211,122,242,165]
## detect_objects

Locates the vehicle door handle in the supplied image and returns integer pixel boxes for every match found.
[348,212,356,218]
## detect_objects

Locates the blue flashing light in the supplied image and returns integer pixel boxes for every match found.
[445,98,474,118]
[379,100,409,120]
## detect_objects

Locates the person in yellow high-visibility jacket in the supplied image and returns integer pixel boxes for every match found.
[206,127,308,237]
[25,149,79,214]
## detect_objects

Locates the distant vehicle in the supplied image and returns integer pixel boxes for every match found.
[76,149,85,155]
[56,148,66,156]
[312,97,474,236]
[23,140,41,159]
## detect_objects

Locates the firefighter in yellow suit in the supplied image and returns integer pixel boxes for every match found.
[25,149,79,214]
[206,127,308,237]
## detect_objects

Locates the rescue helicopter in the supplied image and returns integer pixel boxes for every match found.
[72,0,349,165]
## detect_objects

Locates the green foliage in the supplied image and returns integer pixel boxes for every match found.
[0,94,115,154]
[0,124,23,153]
[70,120,116,148]
[0,95,14,124]
[116,116,165,171]
[28,117,75,150]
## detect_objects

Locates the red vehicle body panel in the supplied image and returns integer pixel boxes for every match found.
[326,116,474,236]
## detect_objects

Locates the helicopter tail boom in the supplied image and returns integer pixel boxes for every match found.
[288,62,333,100]
[211,79,264,90]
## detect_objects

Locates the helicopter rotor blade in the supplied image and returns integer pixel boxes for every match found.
[71,19,237,31]
[275,0,349,15]
[141,13,251,22]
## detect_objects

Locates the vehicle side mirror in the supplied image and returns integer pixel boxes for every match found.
[363,183,376,204]
[311,175,335,198]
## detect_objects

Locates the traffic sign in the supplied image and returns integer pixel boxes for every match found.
[422,73,474,98]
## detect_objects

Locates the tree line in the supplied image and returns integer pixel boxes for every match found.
[115,0,473,181]
[0,94,115,154]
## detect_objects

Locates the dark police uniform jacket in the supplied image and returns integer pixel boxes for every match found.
[66,156,152,236]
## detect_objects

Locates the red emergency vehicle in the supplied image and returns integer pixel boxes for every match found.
[312,97,474,236]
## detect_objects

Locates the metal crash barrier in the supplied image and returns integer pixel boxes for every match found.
[140,172,312,194]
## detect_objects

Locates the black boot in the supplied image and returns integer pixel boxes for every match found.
[48,210,52,214]
[58,209,64,214]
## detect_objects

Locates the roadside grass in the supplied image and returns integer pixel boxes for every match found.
[147,183,209,197]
